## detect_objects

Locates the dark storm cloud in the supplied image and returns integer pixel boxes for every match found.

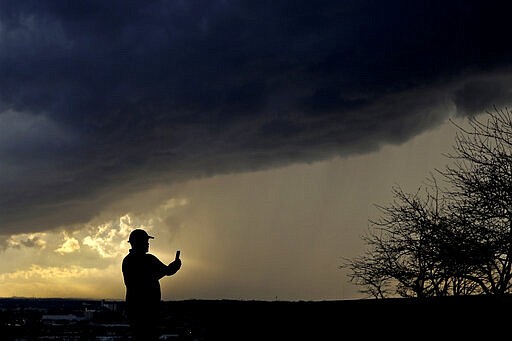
[1,0,512,232]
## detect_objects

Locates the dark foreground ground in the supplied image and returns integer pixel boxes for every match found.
[164,295,512,340]
[1,295,510,340]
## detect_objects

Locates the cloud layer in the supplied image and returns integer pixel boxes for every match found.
[1,0,512,233]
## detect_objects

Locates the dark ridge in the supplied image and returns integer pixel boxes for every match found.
[0,295,507,340]
[162,295,511,340]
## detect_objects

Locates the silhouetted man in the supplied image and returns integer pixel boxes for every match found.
[122,229,182,341]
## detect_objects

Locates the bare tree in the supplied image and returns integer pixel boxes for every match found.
[342,181,477,298]
[342,107,512,298]
[439,107,512,295]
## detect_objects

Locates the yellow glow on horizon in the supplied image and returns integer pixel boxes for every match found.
[0,264,99,280]
[0,265,100,298]
[0,200,190,300]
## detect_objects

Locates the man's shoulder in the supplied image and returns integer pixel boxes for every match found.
[123,252,160,264]
[145,253,160,260]
[122,251,140,265]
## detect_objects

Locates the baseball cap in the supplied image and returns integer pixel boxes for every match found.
[128,229,154,243]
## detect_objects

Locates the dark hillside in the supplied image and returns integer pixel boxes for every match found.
[0,296,507,340]
[163,295,512,340]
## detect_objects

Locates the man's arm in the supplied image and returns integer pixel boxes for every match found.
[150,254,181,278]
[166,258,181,276]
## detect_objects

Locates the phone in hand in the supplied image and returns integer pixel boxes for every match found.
[175,250,181,260]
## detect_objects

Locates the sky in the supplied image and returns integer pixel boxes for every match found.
[1,0,512,301]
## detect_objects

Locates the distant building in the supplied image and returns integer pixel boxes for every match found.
[41,313,85,325]
[158,334,181,340]
[101,300,122,312]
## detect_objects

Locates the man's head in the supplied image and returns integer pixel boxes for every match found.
[128,229,154,252]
